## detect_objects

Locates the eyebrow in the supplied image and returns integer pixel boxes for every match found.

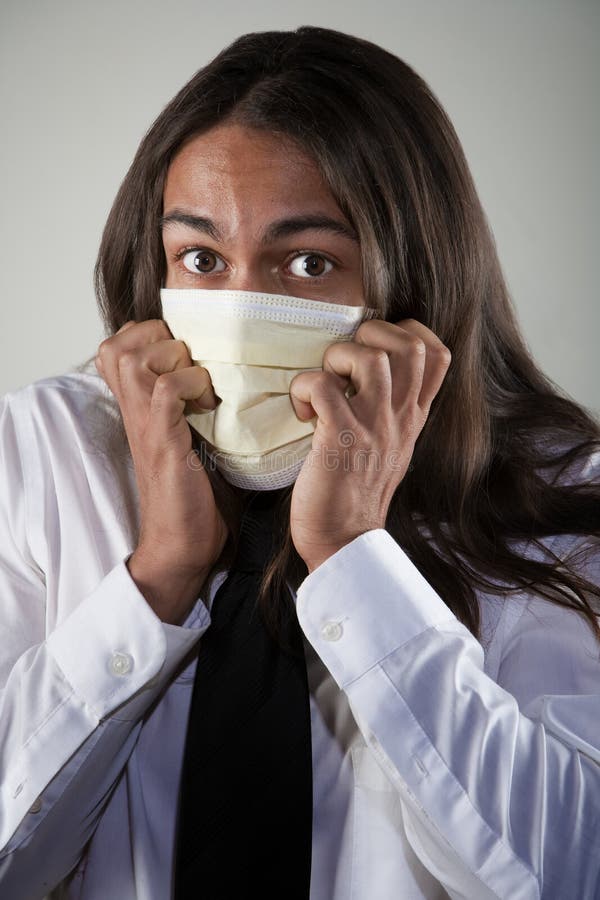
[160,210,359,244]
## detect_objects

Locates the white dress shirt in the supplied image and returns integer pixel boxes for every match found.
[0,363,599,900]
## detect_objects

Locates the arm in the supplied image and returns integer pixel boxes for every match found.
[0,395,209,897]
[296,529,600,900]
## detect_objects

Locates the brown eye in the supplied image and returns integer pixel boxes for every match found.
[182,250,226,274]
[289,253,333,278]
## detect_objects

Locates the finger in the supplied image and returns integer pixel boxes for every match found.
[289,370,356,430]
[351,319,427,409]
[147,368,222,439]
[97,319,177,384]
[95,322,138,377]
[116,339,204,395]
[321,341,393,423]
[97,328,219,444]
[391,319,451,412]
[123,348,218,441]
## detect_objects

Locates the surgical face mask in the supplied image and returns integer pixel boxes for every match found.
[160,288,378,490]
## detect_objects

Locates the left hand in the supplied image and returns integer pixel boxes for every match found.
[289,318,451,573]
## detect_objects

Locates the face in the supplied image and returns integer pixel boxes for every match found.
[161,123,364,306]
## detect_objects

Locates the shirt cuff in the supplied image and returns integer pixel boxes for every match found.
[295,528,456,689]
[46,558,209,721]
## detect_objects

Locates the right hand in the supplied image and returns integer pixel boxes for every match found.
[95,319,228,625]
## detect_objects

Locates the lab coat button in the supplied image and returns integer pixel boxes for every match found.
[109,652,134,676]
[29,797,42,814]
[321,620,343,641]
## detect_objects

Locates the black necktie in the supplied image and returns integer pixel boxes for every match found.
[173,489,313,900]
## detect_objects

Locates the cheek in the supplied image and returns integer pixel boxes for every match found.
[338,272,365,307]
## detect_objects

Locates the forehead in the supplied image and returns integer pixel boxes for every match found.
[163,123,341,215]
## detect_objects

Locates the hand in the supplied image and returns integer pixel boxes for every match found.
[289,318,451,573]
[95,319,228,624]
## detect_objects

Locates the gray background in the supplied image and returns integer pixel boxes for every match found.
[1,0,598,413]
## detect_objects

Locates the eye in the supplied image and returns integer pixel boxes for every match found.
[288,253,333,278]
[181,249,226,274]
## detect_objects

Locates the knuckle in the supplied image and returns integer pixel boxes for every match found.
[116,320,138,335]
[155,318,174,338]
[355,319,381,342]
[314,371,340,400]
[322,343,339,366]
[368,347,390,367]
[97,338,114,363]
[117,349,137,373]
[153,372,173,396]
[407,336,426,355]
[313,371,331,389]
[175,339,192,360]
[437,345,452,367]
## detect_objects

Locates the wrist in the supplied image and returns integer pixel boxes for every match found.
[303,529,378,574]
[305,544,347,575]
[126,549,210,626]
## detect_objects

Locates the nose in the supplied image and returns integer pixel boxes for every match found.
[225,264,279,295]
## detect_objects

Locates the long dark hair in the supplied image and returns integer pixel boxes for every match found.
[94,26,600,645]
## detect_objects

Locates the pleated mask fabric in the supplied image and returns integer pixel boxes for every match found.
[161,288,378,489]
